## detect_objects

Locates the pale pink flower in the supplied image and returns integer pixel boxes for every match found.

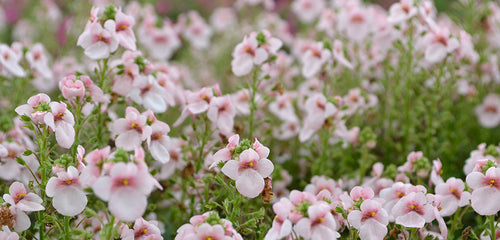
[387,0,417,24]
[3,182,44,212]
[44,102,75,149]
[0,142,24,180]
[392,192,434,228]
[350,186,374,201]
[301,42,331,78]
[332,40,354,70]
[77,20,119,59]
[129,75,167,113]
[466,167,500,215]
[79,146,111,186]
[210,134,240,169]
[147,120,171,164]
[158,137,187,180]
[434,177,471,216]
[430,159,444,186]
[59,74,86,100]
[348,199,389,240]
[475,94,500,128]
[221,148,274,198]
[120,218,162,240]
[379,182,426,219]
[139,18,180,60]
[0,226,20,240]
[15,93,51,125]
[92,162,159,222]
[25,43,52,79]
[9,206,30,232]
[174,87,214,126]
[0,44,25,77]
[210,7,237,32]
[111,107,152,151]
[299,93,336,142]
[231,89,252,115]
[269,93,298,122]
[178,11,212,50]
[338,6,371,43]
[317,10,336,37]
[231,35,268,77]
[114,9,136,51]
[294,203,340,240]
[207,95,236,136]
[264,198,294,240]
[46,166,87,216]
[292,0,325,23]
[421,25,459,63]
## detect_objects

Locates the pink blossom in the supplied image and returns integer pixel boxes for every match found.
[59,74,86,100]
[3,182,44,212]
[221,148,274,198]
[292,0,325,23]
[231,35,268,77]
[347,199,389,240]
[0,226,19,240]
[332,40,354,70]
[475,94,500,128]
[210,134,239,168]
[179,11,212,50]
[15,93,51,125]
[301,42,331,78]
[77,20,119,59]
[210,7,237,32]
[207,95,236,136]
[79,146,111,187]
[350,186,374,201]
[46,166,87,216]
[120,218,162,240]
[387,0,417,24]
[264,198,294,240]
[269,93,298,122]
[294,203,340,240]
[139,18,180,60]
[25,43,52,79]
[147,120,171,164]
[391,192,434,228]
[174,87,214,126]
[129,75,167,113]
[111,107,152,151]
[0,44,25,77]
[421,25,459,64]
[92,162,159,222]
[114,9,136,51]
[466,167,500,215]
[158,137,187,180]
[44,102,75,149]
[299,93,336,142]
[0,142,24,180]
[435,177,471,216]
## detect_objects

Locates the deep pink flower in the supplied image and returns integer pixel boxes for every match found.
[221,148,274,198]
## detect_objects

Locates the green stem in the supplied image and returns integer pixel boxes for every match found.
[106,215,115,240]
[489,215,497,240]
[248,69,259,139]
[64,216,71,240]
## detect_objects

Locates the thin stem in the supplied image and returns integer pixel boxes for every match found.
[248,69,259,139]
[64,216,71,240]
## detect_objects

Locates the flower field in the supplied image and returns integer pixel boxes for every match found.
[0,0,500,239]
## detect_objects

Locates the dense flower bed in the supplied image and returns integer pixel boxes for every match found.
[0,0,500,239]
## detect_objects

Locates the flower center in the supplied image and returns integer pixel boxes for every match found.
[66,180,72,185]
[152,134,162,140]
[490,179,497,187]
[15,193,25,200]
[130,123,141,131]
[205,237,214,240]
[397,192,405,198]
[121,179,129,186]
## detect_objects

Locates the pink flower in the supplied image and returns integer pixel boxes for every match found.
[25,43,52,79]
[221,148,274,198]
[128,75,167,113]
[0,44,25,77]
[77,20,119,60]
[3,182,44,212]
[174,87,214,126]
[332,40,353,70]
[292,0,325,23]
[466,167,500,215]
[139,18,180,60]
[46,166,87,216]
[391,192,434,228]
[178,11,212,50]
[92,162,159,222]
[0,226,20,240]
[114,9,136,51]
[231,35,268,77]
[434,177,471,216]
[59,75,86,100]
[347,199,389,240]
[475,94,500,128]
[387,0,417,24]
[44,102,75,149]
[264,198,294,240]
[111,107,152,151]
[210,134,240,168]
[120,218,162,240]
[299,93,336,142]
[0,142,24,181]
[301,42,331,78]
[350,186,374,201]
[294,203,340,240]
[147,120,171,164]
[421,25,459,64]
[15,93,51,125]
[207,95,236,136]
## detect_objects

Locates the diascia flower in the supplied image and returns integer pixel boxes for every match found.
[3,182,44,212]
[44,102,75,149]
[391,192,434,228]
[221,148,274,198]
[46,166,87,216]
[347,199,389,240]
[92,162,160,222]
[466,167,500,215]
[231,31,281,77]
[110,107,152,151]
[475,94,500,128]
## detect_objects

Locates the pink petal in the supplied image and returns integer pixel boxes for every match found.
[395,212,425,228]
[221,160,239,180]
[55,122,75,149]
[92,176,112,201]
[347,210,362,229]
[115,130,142,151]
[466,172,484,190]
[109,187,147,222]
[359,219,387,240]
[52,186,87,216]
[235,169,264,198]
[470,187,500,215]
[257,158,274,178]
